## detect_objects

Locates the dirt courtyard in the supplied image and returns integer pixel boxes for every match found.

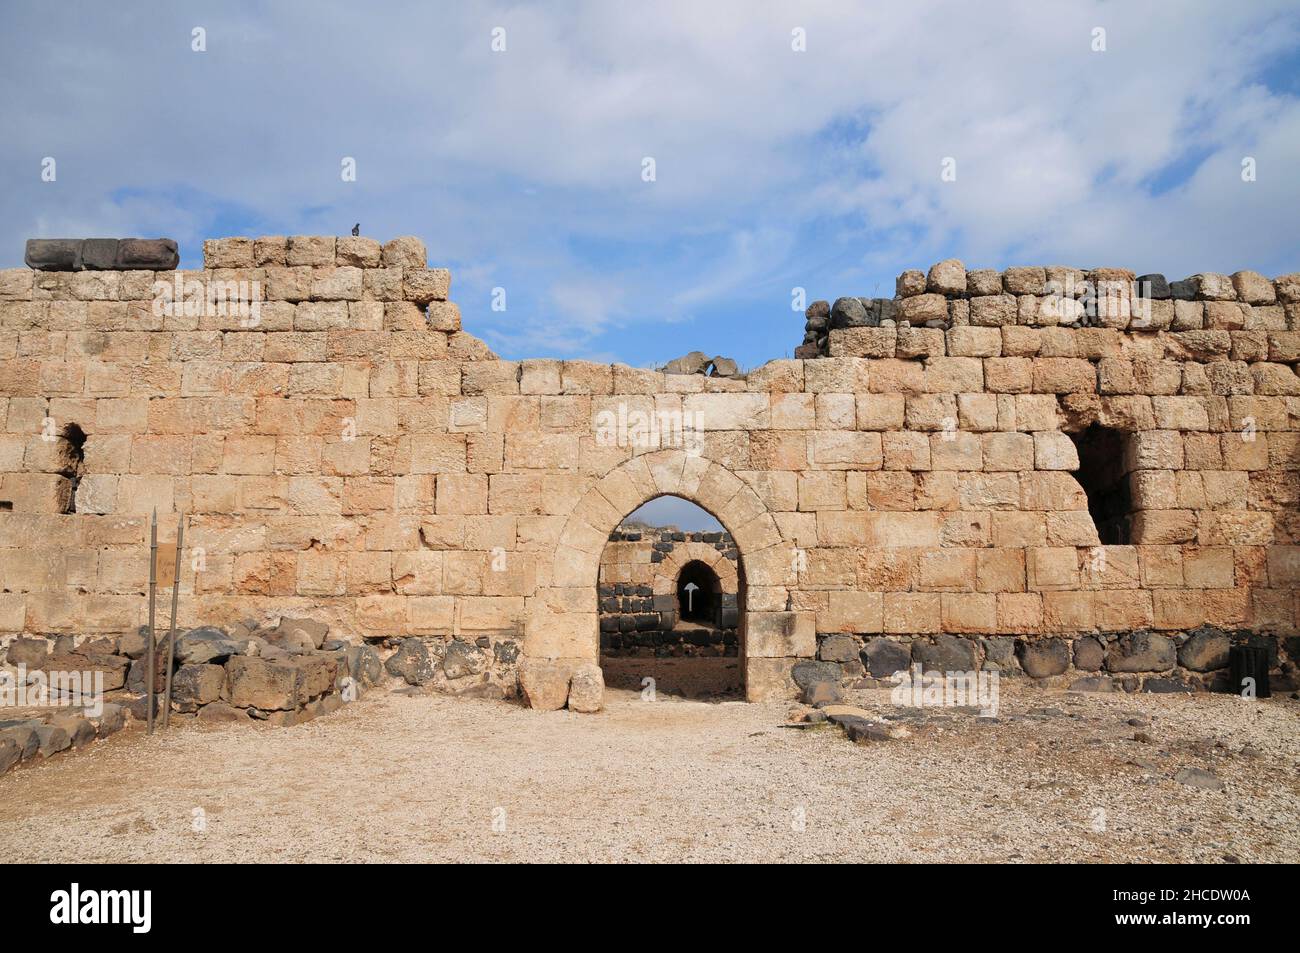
[2,683,1297,863]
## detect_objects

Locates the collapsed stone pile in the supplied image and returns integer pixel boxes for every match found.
[0,615,532,776]
[0,616,385,774]
[0,701,127,774]
[798,260,1299,358]
[661,351,741,378]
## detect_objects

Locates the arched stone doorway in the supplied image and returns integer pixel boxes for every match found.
[528,448,812,704]
[598,507,743,697]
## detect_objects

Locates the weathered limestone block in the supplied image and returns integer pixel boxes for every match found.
[285,236,336,266]
[927,259,966,295]
[1032,432,1079,470]
[1003,266,1046,295]
[896,270,926,297]
[747,611,815,657]
[966,269,1001,296]
[828,327,896,359]
[947,326,1001,357]
[336,236,382,267]
[567,661,604,713]
[518,658,571,711]
[1192,273,1236,301]
[970,294,1017,327]
[310,266,363,301]
[897,293,947,324]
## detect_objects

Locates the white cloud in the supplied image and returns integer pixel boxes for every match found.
[1,0,1297,363]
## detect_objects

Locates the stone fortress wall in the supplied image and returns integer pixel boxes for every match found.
[2,237,1299,709]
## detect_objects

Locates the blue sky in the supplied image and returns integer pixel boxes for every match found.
[626,497,724,532]
[2,1,1299,372]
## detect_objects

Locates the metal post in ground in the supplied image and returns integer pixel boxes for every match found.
[162,513,184,729]
[146,508,158,735]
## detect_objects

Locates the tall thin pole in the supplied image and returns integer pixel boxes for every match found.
[162,513,184,729]
[146,508,158,735]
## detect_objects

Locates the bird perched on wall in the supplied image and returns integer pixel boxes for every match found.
[351,223,360,236]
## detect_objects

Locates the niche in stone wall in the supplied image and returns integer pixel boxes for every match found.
[56,423,87,514]
[1068,424,1132,544]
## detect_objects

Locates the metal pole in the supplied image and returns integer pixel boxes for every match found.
[162,514,184,729]
[146,508,158,735]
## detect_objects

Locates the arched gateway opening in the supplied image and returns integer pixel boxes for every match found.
[534,448,808,707]
[597,496,743,698]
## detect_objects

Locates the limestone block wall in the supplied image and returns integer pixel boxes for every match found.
[1,239,1298,705]
[598,525,739,656]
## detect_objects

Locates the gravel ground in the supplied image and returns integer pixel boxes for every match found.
[1,683,1297,863]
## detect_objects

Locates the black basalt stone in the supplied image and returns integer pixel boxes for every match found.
[117,238,179,269]
[79,239,120,270]
[24,239,81,271]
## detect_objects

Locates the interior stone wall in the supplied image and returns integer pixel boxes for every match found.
[598,525,739,657]
[2,238,1298,705]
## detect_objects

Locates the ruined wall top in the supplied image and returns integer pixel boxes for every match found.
[799,259,1300,362]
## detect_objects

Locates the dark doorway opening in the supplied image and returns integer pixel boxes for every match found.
[1069,424,1131,544]
[676,559,722,626]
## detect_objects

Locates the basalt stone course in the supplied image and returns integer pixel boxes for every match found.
[2,241,1300,709]
[24,238,179,271]
[1016,637,1070,677]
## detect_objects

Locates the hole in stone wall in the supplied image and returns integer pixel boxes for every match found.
[57,423,87,515]
[1069,424,1132,544]
[598,495,742,700]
